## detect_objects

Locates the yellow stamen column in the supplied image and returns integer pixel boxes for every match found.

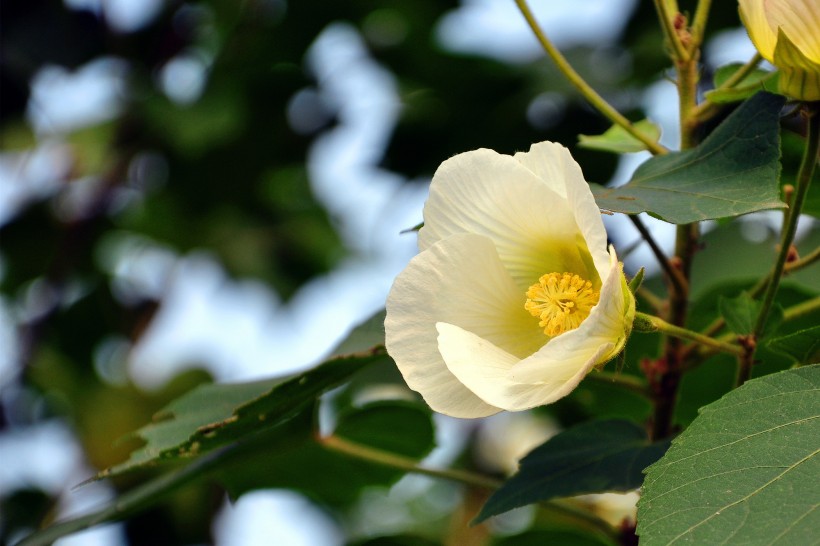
[525,273,600,336]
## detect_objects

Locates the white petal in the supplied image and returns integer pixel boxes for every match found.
[418,148,598,291]
[385,233,545,418]
[515,141,610,280]
[437,322,614,411]
[439,248,627,411]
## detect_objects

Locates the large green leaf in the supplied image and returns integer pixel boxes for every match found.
[592,92,785,224]
[638,365,820,545]
[100,312,389,477]
[474,419,669,523]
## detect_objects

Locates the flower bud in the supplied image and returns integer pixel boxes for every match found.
[739,0,820,101]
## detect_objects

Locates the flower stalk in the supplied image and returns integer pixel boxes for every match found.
[634,312,743,356]
[736,104,820,386]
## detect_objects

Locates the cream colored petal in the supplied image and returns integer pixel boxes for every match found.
[513,140,573,198]
[385,233,545,417]
[438,322,614,411]
[439,249,628,412]
[515,141,610,280]
[418,148,597,291]
[766,0,820,63]
[739,0,777,61]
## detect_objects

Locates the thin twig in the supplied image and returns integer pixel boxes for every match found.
[319,434,619,540]
[689,0,713,55]
[514,0,667,156]
[782,295,820,322]
[629,215,688,295]
[585,370,652,398]
[653,0,689,61]
[691,53,764,123]
[753,107,820,342]
[738,106,820,386]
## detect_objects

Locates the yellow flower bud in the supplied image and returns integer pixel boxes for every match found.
[739,0,820,101]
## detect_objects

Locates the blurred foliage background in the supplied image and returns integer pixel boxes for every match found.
[1,1,818,545]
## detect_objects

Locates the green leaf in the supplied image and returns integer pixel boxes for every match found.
[719,292,759,335]
[705,63,779,104]
[718,291,782,338]
[474,419,669,523]
[100,312,390,478]
[591,92,786,224]
[578,120,661,154]
[638,365,820,545]
[768,326,820,364]
[628,267,645,294]
[98,377,281,477]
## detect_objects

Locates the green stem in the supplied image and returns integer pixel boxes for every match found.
[689,0,712,55]
[514,0,667,156]
[717,53,763,91]
[320,434,501,490]
[693,243,820,344]
[320,435,618,540]
[585,370,652,398]
[783,295,820,322]
[636,312,743,356]
[677,58,700,150]
[789,245,820,272]
[18,449,230,546]
[653,0,688,61]
[753,107,820,341]
[738,106,820,386]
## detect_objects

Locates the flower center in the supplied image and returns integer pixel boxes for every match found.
[524,272,600,337]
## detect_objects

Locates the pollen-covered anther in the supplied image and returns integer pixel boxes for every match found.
[525,272,600,337]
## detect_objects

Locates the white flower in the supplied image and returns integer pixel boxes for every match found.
[385,141,635,418]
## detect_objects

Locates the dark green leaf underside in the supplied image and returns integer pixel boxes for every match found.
[638,365,820,545]
[592,92,785,224]
[475,419,669,523]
